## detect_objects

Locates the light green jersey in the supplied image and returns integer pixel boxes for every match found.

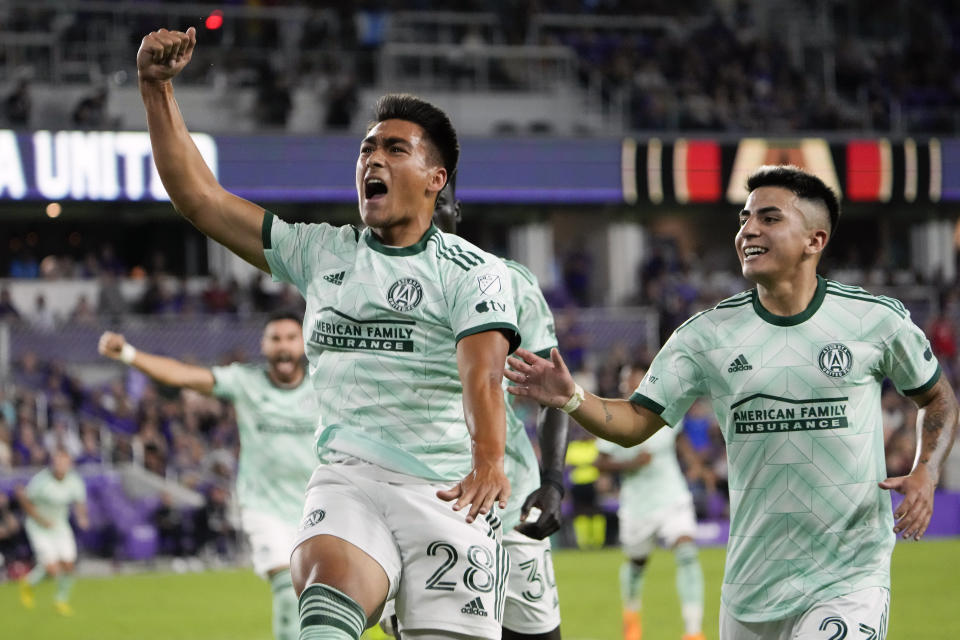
[502,259,558,530]
[596,424,690,520]
[212,363,319,525]
[263,214,520,482]
[631,276,939,622]
[25,468,86,531]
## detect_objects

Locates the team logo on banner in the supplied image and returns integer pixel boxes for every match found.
[387,278,423,312]
[818,343,853,378]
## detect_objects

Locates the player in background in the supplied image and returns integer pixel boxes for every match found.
[138,27,518,640]
[506,165,958,640]
[98,312,316,640]
[595,361,705,640]
[434,179,567,640]
[16,449,89,616]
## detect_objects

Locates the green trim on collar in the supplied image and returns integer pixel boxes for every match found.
[364,224,438,256]
[752,275,827,327]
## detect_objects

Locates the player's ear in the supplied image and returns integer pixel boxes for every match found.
[427,167,447,196]
[805,228,829,256]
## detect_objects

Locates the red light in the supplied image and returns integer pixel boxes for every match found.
[205,10,223,30]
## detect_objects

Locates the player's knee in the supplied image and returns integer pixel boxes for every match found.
[673,541,699,566]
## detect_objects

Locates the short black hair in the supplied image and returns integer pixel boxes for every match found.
[372,94,459,183]
[266,310,302,327]
[746,165,841,235]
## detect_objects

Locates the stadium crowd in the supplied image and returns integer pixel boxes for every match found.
[2,0,958,133]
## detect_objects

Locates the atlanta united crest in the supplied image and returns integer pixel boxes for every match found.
[387,278,423,312]
[818,343,853,378]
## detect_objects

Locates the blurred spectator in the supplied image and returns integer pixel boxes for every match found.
[195,484,236,559]
[0,492,23,568]
[254,65,293,129]
[74,425,102,465]
[324,75,358,130]
[201,277,237,314]
[153,492,188,558]
[42,419,83,460]
[72,87,109,129]
[0,421,13,470]
[3,78,31,127]
[0,287,20,319]
[8,237,39,278]
[26,294,56,331]
[97,271,128,320]
[70,295,97,325]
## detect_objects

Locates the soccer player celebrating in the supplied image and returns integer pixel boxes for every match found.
[98,312,316,640]
[434,180,567,640]
[595,362,705,640]
[506,165,958,639]
[138,27,519,640]
[16,449,89,616]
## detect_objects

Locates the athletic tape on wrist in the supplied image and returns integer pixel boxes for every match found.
[561,383,585,414]
[120,343,137,365]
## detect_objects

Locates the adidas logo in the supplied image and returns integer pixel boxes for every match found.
[323,271,345,285]
[460,597,488,617]
[727,354,753,373]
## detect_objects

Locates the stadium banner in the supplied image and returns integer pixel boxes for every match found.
[0,130,953,204]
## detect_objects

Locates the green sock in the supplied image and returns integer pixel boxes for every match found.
[573,515,591,550]
[590,514,607,548]
[26,564,46,586]
[619,560,646,611]
[674,541,704,634]
[299,583,366,640]
[55,573,75,603]
[270,570,300,640]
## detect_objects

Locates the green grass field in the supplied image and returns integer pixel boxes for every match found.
[1,539,958,639]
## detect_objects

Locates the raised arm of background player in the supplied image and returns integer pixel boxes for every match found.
[515,405,568,540]
[97,331,214,395]
[137,27,267,271]
[507,347,959,541]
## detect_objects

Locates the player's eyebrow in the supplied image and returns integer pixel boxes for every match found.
[361,134,412,149]
[738,205,781,217]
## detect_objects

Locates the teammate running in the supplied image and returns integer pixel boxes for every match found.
[595,361,705,640]
[137,27,519,640]
[17,449,89,616]
[98,312,316,640]
[506,165,958,639]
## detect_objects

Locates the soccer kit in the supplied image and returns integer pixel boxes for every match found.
[23,468,86,565]
[632,276,938,633]
[263,214,519,638]
[211,363,319,577]
[500,259,562,634]
[596,425,697,558]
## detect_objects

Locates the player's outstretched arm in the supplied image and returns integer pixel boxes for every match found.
[506,348,666,447]
[880,375,959,540]
[98,331,215,395]
[437,331,512,524]
[73,502,90,531]
[137,27,268,271]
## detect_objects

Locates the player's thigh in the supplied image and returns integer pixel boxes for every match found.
[385,481,508,640]
[658,498,698,548]
[793,587,890,640]
[290,466,398,617]
[619,513,657,559]
[501,528,561,635]
[26,525,74,565]
[240,508,296,578]
[719,602,794,640]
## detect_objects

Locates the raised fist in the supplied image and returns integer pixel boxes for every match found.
[97,331,126,360]
[137,27,197,83]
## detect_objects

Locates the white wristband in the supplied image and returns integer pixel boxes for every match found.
[120,343,137,365]
[560,383,585,414]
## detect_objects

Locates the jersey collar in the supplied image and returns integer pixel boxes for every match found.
[751,274,826,326]
[364,224,438,256]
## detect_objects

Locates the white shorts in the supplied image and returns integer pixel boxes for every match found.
[25,522,77,565]
[719,587,890,640]
[293,462,509,639]
[241,508,298,578]
[501,527,561,634]
[619,497,697,558]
